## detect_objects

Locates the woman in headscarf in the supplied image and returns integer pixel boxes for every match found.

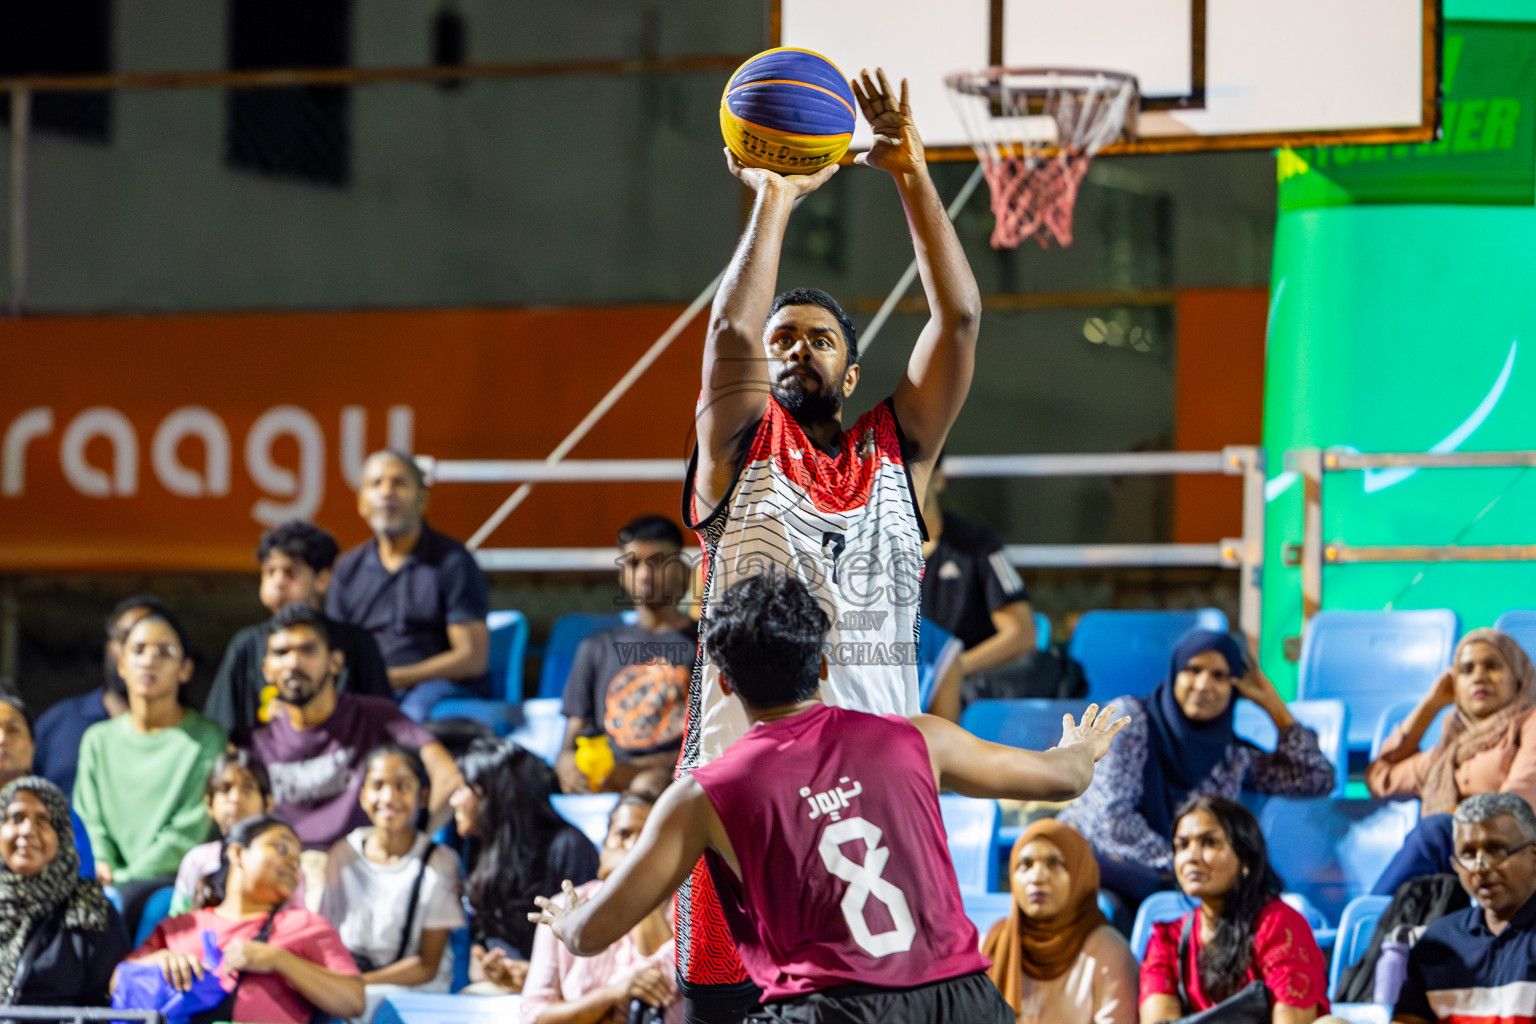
[1056,630,1334,924]
[1368,628,1536,895]
[982,820,1138,1024]
[0,775,130,1007]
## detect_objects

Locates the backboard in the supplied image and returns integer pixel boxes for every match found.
[772,0,1438,156]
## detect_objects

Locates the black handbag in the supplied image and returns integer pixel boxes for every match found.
[1173,915,1273,1024]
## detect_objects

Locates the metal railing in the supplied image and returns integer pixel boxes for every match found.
[426,445,1268,638]
[1284,448,1536,621]
[0,1009,162,1024]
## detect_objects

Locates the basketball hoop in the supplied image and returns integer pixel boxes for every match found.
[945,68,1139,249]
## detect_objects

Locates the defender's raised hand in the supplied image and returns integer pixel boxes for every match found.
[724,149,840,198]
[850,68,925,176]
[1059,703,1132,762]
[528,879,588,942]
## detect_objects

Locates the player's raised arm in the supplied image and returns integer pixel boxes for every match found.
[913,703,1130,803]
[695,155,840,511]
[852,69,981,484]
[529,776,720,957]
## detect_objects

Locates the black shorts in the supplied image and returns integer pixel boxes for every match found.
[744,971,1012,1024]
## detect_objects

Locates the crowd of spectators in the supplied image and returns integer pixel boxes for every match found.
[3,447,1535,1024]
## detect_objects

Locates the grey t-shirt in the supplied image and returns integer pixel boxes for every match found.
[561,622,696,758]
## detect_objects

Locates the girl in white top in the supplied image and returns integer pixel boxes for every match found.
[320,744,466,1024]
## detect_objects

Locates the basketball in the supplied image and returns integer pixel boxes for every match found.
[720,47,857,174]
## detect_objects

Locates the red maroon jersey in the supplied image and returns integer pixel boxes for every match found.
[689,704,990,1002]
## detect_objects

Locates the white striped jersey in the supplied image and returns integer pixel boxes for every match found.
[679,396,925,771]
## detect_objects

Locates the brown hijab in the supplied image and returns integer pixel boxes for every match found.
[1420,628,1536,817]
[983,819,1107,1011]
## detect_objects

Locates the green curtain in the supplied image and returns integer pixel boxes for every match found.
[1259,13,1536,693]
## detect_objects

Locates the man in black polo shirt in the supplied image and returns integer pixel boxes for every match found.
[205,520,392,743]
[328,450,491,721]
[1395,792,1536,1024]
[920,455,1037,700]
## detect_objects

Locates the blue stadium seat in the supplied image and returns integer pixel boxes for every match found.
[1068,609,1228,703]
[961,890,1014,937]
[1330,894,1391,999]
[486,610,529,701]
[135,885,176,946]
[960,699,1087,752]
[509,698,567,765]
[374,992,522,1024]
[939,794,1000,894]
[1035,610,1051,650]
[1370,698,1450,761]
[1329,1005,1392,1024]
[71,808,94,880]
[428,698,523,737]
[449,926,472,992]
[551,792,619,848]
[1234,698,1350,796]
[1258,797,1419,926]
[1494,609,1536,659]
[1280,892,1336,949]
[1130,890,1197,960]
[917,618,963,712]
[1296,609,1459,754]
[537,612,627,699]
[420,611,531,724]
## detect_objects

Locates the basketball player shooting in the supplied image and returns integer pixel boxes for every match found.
[533,573,1130,1024]
[679,67,981,1021]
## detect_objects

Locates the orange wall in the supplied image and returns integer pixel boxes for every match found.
[1172,288,1269,543]
[0,307,704,571]
[2,292,1267,571]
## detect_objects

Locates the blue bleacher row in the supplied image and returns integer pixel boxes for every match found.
[479,604,1536,745]
[341,605,1535,1023]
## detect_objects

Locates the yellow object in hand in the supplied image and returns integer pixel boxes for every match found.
[573,735,614,790]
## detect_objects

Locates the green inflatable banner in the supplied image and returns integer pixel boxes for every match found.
[1260,17,1536,697]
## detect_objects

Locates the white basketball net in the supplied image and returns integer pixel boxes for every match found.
[946,69,1138,249]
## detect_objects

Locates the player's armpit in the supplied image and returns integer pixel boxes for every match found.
[557,776,716,957]
[912,712,1095,803]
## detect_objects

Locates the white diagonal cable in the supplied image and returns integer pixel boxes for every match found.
[857,162,985,355]
[467,168,982,549]
[466,269,724,549]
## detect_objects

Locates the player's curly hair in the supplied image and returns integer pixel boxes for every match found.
[770,287,859,365]
[703,571,830,708]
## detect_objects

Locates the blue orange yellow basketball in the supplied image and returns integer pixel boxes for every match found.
[720,48,857,174]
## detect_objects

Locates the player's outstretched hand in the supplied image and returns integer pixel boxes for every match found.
[1059,703,1131,763]
[850,68,925,177]
[528,879,589,941]
[724,149,839,198]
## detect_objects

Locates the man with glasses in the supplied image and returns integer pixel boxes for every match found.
[1394,791,1536,1024]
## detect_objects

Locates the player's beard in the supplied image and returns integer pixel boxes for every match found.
[773,368,843,423]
